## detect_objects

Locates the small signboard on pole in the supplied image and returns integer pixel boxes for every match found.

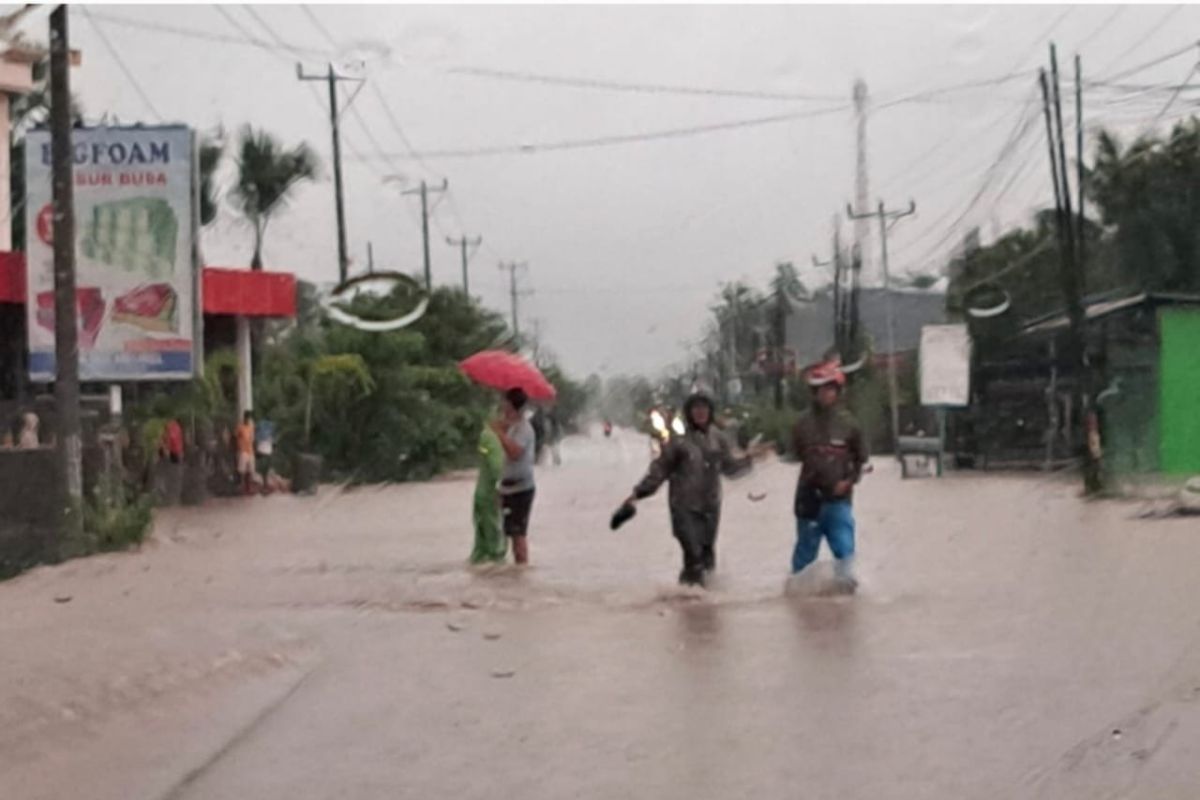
[919,324,971,407]
[917,324,972,477]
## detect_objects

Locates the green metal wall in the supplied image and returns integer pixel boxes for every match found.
[1159,309,1200,475]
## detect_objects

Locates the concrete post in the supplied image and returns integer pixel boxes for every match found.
[236,315,252,417]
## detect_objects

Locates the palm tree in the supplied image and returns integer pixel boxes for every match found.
[768,262,805,408]
[198,133,225,228]
[231,126,318,270]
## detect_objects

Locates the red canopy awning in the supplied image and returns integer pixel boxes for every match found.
[0,253,296,318]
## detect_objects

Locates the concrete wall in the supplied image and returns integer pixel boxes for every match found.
[0,448,59,574]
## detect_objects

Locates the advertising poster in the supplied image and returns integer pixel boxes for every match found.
[25,125,198,381]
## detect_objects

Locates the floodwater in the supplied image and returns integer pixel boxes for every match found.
[3,428,1200,799]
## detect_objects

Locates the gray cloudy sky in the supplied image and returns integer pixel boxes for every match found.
[14,4,1200,376]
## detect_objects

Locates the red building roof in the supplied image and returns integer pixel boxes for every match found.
[0,252,296,318]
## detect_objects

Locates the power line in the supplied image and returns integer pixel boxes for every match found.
[1153,62,1200,123]
[442,64,843,102]
[348,104,851,160]
[81,8,163,122]
[85,9,329,57]
[1100,5,1188,77]
[897,94,1043,266]
[1077,5,1126,52]
[1003,6,1076,75]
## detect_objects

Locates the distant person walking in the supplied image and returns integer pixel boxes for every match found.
[255,417,275,494]
[491,388,537,565]
[160,419,184,464]
[790,360,869,590]
[17,412,39,450]
[236,411,256,496]
[545,408,563,466]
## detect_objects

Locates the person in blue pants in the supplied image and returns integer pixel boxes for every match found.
[790,358,869,590]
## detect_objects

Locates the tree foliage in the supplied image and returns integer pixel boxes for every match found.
[231,126,319,270]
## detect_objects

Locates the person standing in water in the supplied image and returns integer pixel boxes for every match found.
[790,359,869,590]
[470,422,508,565]
[491,388,537,565]
[620,392,767,587]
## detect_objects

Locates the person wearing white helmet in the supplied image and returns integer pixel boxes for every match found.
[790,359,869,590]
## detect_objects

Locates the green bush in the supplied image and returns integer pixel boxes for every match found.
[74,475,154,555]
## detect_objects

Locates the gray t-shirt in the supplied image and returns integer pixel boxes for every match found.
[499,417,536,494]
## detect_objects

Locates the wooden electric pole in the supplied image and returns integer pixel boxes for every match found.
[49,4,83,541]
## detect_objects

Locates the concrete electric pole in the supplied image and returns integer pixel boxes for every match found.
[402,179,448,291]
[445,234,482,296]
[297,62,363,284]
[49,4,83,541]
[847,198,916,456]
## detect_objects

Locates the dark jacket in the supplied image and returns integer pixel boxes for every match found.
[791,405,868,516]
[634,424,751,512]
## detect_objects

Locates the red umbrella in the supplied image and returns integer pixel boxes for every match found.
[459,350,557,402]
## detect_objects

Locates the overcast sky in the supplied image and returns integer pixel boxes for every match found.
[12,4,1200,377]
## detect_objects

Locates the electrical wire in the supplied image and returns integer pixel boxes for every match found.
[1100,5,1188,77]
[896,97,1043,267]
[1077,5,1127,52]
[81,7,163,122]
[86,9,329,57]
[349,103,851,160]
[441,64,844,102]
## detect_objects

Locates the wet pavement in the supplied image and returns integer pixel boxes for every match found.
[3,428,1200,799]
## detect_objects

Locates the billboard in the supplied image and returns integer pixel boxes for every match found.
[25,126,198,381]
[919,323,971,407]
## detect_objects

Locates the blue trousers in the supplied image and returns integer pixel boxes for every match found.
[792,500,856,574]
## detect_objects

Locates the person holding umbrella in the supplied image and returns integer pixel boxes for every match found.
[614,392,769,587]
[459,350,557,566]
[491,388,538,565]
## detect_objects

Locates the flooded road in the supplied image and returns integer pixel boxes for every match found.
[4,428,1200,799]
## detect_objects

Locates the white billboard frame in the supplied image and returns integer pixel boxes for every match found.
[24,125,201,382]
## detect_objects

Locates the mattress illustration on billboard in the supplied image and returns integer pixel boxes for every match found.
[79,197,178,278]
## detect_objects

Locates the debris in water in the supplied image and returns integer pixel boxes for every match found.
[491,669,516,679]
[446,622,466,632]
[747,491,768,502]
[483,631,502,641]
[54,595,72,604]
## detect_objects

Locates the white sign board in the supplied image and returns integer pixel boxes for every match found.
[919,324,971,407]
[25,126,198,381]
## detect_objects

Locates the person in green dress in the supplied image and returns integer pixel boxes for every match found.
[470,424,509,564]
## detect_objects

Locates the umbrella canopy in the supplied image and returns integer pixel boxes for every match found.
[459,350,557,402]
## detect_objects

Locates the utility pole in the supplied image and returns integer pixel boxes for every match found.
[852,79,874,285]
[499,261,529,339]
[367,241,375,274]
[445,233,482,295]
[812,215,846,354]
[1041,46,1101,493]
[847,199,916,456]
[402,179,448,291]
[297,62,362,284]
[1075,53,1086,291]
[49,4,83,542]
